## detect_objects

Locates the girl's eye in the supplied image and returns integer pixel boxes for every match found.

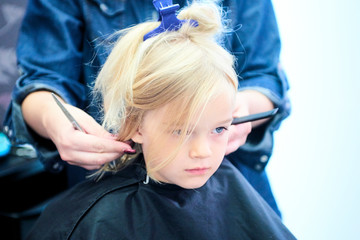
[212,127,227,134]
[172,129,182,136]
[171,129,191,136]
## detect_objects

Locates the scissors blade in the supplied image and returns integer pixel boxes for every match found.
[51,93,84,132]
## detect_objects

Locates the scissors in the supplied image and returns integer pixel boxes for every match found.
[52,93,85,132]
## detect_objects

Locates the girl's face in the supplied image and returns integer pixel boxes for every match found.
[132,89,235,189]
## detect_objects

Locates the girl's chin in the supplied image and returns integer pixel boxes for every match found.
[177,178,209,189]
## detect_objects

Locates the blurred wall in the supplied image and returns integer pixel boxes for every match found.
[0,0,28,128]
[268,0,360,239]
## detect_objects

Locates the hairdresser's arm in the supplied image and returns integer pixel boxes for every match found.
[2,0,129,171]
[22,91,132,170]
[224,0,291,170]
[224,0,290,113]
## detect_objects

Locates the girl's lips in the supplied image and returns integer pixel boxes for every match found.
[185,167,210,175]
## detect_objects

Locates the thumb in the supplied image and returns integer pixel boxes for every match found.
[66,104,116,139]
[83,116,114,139]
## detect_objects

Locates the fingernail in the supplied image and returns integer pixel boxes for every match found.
[124,149,136,154]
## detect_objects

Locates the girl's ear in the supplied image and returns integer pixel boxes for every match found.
[131,127,144,144]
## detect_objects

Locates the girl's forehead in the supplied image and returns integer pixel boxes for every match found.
[144,103,188,125]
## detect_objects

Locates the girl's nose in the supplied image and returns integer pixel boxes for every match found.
[189,135,212,159]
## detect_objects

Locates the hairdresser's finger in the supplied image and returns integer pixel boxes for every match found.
[81,116,115,139]
[56,134,134,166]
[65,151,123,170]
[66,161,103,171]
[225,122,251,155]
[70,132,133,153]
[65,104,116,139]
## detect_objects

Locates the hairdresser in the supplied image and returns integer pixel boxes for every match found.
[3,0,290,216]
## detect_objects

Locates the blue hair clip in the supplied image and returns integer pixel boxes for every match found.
[143,0,198,41]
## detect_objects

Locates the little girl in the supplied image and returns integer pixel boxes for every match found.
[26,1,296,239]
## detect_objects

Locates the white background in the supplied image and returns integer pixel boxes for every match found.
[268,0,360,239]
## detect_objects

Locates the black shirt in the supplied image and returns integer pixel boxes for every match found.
[26,158,296,240]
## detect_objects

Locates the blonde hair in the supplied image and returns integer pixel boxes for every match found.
[93,1,238,178]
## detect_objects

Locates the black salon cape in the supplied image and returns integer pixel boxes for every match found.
[26,158,296,240]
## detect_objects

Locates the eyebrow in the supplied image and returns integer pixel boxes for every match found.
[215,118,233,125]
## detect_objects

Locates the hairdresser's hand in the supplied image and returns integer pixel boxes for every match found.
[22,91,134,170]
[50,104,135,170]
[225,90,275,155]
[225,103,252,155]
